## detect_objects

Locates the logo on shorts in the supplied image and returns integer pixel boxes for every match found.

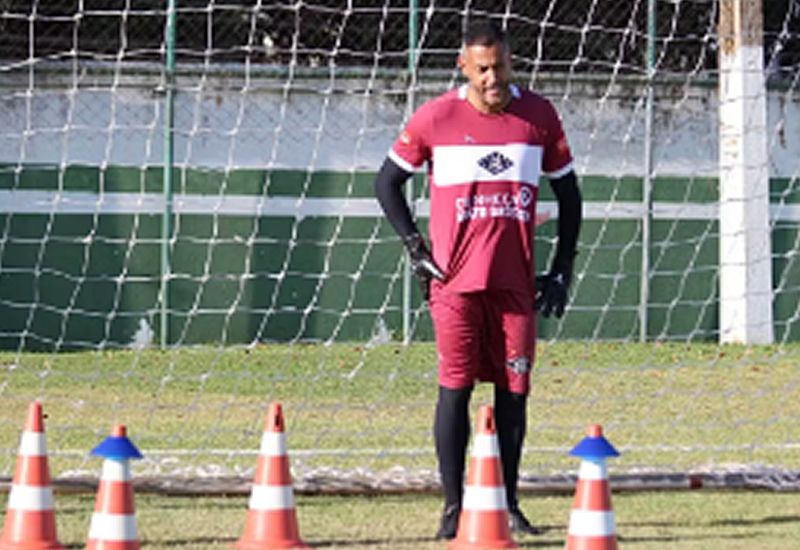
[478,151,514,175]
[507,357,531,375]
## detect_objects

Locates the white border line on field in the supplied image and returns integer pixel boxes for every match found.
[44,441,800,458]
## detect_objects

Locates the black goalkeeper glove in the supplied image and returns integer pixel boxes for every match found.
[534,270,571,318]
[403,233,446,301]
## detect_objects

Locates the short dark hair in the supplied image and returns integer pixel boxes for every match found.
[462,19,508,50]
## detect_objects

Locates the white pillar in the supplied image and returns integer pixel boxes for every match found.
[718,0,773,344]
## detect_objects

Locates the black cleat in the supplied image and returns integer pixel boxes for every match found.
[435,504,461,540]
[508,506,544,536]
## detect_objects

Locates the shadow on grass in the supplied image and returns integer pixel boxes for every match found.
[620,514,800,529]
[516,538,567,548]
[309,535,567,549]
[156,535,238,546]
[618,532,762,544]
[138,498,245,511]
[518,521,784,547]
[306,535,436,547]
[311,533,567,549]
[708,514,800,527]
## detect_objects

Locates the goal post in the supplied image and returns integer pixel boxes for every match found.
[718,0,773,344]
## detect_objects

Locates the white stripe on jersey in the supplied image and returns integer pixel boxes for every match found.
[545,160,574,179]
[387,148,419,172]
[432,143,542,187]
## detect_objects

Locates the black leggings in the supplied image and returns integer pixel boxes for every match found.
[434,385,528,509]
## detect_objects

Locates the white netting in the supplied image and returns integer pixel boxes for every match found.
[0,0,799,491]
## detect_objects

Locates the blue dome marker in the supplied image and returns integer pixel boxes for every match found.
[90,425,143,460]
[569,424,620,459]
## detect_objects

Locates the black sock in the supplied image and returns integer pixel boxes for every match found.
[434,385,473,509]
[495,386,527,510]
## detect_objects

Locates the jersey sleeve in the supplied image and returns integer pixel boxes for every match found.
[541,100,574,179]
[387,103,432,172]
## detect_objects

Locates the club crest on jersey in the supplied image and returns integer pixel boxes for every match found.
[507,356,531,375]
[477,151,514,175]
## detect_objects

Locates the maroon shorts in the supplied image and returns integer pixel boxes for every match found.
[429,288,536,395]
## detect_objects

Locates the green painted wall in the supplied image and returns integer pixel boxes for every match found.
[2,165,800,349]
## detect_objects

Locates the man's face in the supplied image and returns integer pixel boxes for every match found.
[458,42,512,113]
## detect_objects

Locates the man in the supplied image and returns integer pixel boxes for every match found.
[374,19,582,539]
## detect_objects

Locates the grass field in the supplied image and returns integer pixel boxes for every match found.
[1,341,799,480]
[38,490,800,549]
[1,342,799,546]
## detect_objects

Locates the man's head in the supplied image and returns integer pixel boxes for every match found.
[458,19,512,113]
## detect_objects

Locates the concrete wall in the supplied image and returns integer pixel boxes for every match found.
[1,69,799,348]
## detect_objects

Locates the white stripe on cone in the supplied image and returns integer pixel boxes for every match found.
[258,432,288,456]
[18,432,47,456]
[470,434,500,458]
[578,459,609,480]
[248,485,295,511]
[462,486,508,511]
[100,460,132,482]
[88,513,138,541]
[7,485,55,510]
[567,510,616,537]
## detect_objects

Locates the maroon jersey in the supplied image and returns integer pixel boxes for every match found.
[389,84,573,295]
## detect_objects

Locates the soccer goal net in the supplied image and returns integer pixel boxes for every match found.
[0,1,799,492]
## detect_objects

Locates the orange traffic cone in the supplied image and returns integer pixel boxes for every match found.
[565,425,620,550]
[0,401,65,550]
[449,405,517,549]
[86,425,143,550]
[236,403,308,549]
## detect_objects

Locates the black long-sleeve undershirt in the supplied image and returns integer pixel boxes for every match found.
[373,157,418,239]
[547,170,582,273]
